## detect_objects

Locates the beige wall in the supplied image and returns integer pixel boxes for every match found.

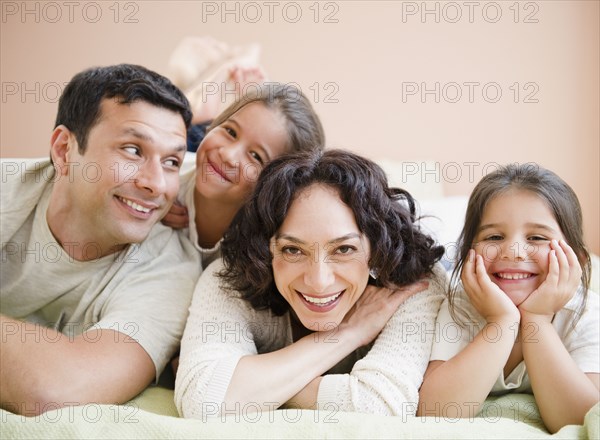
[1,1,598,254]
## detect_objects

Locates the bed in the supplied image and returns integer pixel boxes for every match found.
[3,158,598,439]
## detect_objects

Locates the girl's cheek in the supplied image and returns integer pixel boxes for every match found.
[526,242,550,265]
[476,242,501,264]
[244,165,260,182]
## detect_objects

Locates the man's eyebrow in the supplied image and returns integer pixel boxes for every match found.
[121,127,152,141]
[120,128,187,154]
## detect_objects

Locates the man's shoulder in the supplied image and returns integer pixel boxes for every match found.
[136,221,201,264]
[1,158,54,240]
[1,157,54,200]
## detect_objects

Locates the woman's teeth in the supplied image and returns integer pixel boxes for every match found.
[301,291,342,306]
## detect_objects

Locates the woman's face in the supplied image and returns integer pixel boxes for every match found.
[195,102,289,207]
[270,184,371,331]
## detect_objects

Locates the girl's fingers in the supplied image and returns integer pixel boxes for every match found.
[559,239,583,285]
[475,254,493,287]
[461,250,478,292]
[551,239,569,285]
[545,249,559,287]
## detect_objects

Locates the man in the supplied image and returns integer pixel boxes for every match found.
[0,64,201,416]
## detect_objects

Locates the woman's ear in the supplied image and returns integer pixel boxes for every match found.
[50,125,77,176]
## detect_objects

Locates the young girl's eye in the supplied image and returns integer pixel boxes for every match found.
[249,151,265,164]
[224,127,237,138]
[528,235,549,241]
[483,234,503,241]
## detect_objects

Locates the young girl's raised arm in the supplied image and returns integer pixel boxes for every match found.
[418,251,520,418]
[518,240,599,433]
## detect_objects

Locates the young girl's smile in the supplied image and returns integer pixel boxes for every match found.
[473,189,565,305]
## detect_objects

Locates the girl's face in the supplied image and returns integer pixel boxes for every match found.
[270,184,371,331]
[473,189,565,305]
[195,102,289,206]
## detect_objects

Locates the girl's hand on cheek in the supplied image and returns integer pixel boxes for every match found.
[518,240,582,321]
[461,250,519,323]
[342,281,428,347]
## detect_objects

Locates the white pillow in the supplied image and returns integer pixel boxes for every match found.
[417,196,469,270]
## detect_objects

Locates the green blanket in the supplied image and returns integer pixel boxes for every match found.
[2,387,598,439]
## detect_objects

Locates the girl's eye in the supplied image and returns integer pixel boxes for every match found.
[249,151,264,164]
[483,234,503,241]
[528,235,549,241]
[224,127,237,138]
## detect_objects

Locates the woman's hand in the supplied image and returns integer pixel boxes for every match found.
[518,239,581,321]
[461,249,520,324]
[162,201,189,229]
[341,280,429,347]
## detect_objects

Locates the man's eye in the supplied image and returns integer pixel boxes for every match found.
[123,146,140,155]
[164,158,181,168]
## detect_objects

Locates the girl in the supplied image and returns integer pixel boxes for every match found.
[175,149,448,418]
[164,83,325,266]
[418,163,599,433]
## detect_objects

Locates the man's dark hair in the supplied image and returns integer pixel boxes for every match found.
[55,64,192,153]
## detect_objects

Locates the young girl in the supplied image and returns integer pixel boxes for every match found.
[418,163,599,433]
[164,83,325,266]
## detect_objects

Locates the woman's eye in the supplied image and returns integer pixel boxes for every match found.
[335,245,355,255]
[282,246,301,256]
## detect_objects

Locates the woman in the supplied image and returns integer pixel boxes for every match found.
[175,149,448,417]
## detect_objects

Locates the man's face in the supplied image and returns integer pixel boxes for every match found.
[57,98,186,255]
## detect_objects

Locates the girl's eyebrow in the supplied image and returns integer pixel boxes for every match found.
[478,223,559,233]
[525,223,560,233]
[275,233,362,246]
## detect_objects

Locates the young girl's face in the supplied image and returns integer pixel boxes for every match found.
[473,189,565,305]
[195,102,289,206]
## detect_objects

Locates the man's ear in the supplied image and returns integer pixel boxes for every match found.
[50,125,78,176]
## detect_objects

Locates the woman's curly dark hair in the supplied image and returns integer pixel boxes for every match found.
[219,149,445,315]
